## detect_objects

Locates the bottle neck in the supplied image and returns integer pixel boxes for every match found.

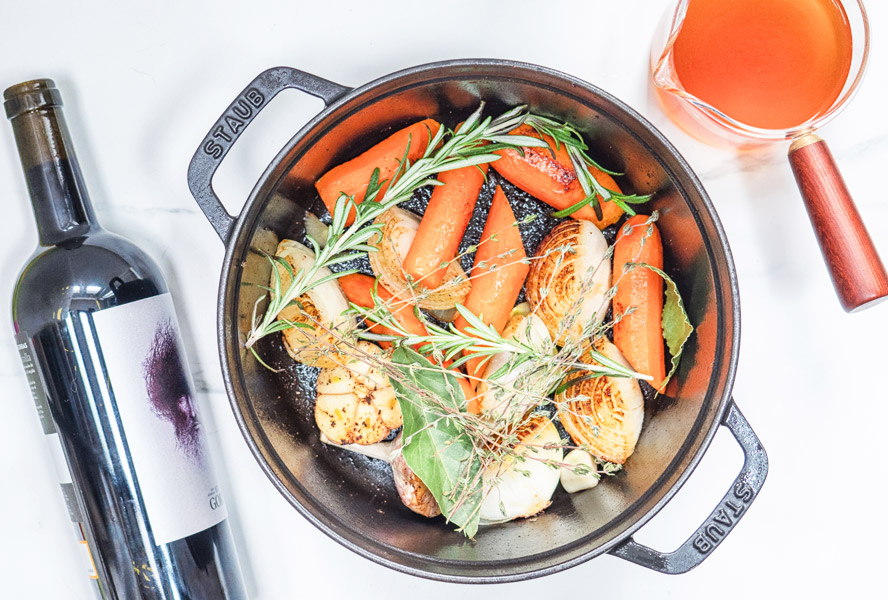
[6,81,99,247]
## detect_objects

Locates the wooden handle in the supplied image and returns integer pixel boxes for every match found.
[788,134,888,312]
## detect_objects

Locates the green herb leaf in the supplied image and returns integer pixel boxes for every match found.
[389,347,481,537]
[551,370,605,395]
[550,193,598,218]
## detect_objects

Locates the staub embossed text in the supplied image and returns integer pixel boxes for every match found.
[202,88,265,159]
[692,480,755,554]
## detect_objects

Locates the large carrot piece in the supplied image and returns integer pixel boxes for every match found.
[612,215,666,391]
[315,119,441,226]
[337,273,427,348]
[492,123,623,229]
[403,163,488,290]
[453,185,530,383]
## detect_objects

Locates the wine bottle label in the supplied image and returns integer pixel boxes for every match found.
[16,331,92,577]
[91,293,228,545]
[17,333,78,513]
[16,331,55,435]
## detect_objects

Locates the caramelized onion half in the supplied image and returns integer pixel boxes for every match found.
[555,339,643,464]
[526,220,611,345]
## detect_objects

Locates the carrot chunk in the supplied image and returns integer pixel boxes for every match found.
[612,215,666,391]
[492,124,623,229]
[403,163,488,290]
[453,185,530,383]
[337,273,427,348]
[315,119,441,225]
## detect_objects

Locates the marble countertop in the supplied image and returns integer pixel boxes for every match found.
[1,2,886,598]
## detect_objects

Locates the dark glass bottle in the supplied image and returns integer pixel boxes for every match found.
[6,79,247,600]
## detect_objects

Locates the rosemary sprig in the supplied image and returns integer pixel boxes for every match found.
[244,104,548,351]
[524,114,652,218]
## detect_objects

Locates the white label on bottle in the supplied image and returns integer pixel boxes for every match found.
[91,294,228,545]
[17,332,86,525]
[46,432,73,485]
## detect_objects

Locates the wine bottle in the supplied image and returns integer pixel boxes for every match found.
[6,79,247,600]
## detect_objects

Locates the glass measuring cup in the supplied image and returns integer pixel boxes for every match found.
[651,0,887,312]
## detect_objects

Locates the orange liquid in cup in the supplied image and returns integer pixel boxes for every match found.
[671,0,853,131]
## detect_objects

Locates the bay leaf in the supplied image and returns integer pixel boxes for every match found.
[389,347,481,537]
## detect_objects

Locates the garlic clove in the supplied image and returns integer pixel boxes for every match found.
[314,392,358,446]
[560,449,600,493]
[316,364,355,395]
[373,387,401,430]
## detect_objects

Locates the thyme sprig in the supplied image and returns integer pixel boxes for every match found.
[524,114,652,218]
[244,104,547,351]
[350,299,646,383]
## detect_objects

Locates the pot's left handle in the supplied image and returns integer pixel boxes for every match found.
[187,66,350,244]
[608,400,768,573]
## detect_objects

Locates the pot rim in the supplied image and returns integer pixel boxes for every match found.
[215,58,741,582]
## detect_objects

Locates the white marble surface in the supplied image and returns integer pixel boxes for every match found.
[1,1,886,598]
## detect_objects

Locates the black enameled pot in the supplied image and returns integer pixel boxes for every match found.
[187,61,767,582]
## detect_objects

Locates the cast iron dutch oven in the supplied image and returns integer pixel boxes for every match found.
[187,60,767,581]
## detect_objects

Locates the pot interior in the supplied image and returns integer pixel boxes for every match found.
[221,62,736,581]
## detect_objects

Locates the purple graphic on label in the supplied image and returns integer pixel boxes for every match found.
[143,319,202,462]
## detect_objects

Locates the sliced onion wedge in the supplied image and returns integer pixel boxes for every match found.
[303,210,329,249]
[368,207,471,310]
[274,239,354,368]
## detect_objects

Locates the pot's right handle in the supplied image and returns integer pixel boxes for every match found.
[609,400,768,574]
[187,66,350,244]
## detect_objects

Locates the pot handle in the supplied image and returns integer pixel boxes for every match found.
[187,66,350,243]
[608,400,768,574]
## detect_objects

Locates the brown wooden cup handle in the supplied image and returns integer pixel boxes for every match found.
[788,134,888,312]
